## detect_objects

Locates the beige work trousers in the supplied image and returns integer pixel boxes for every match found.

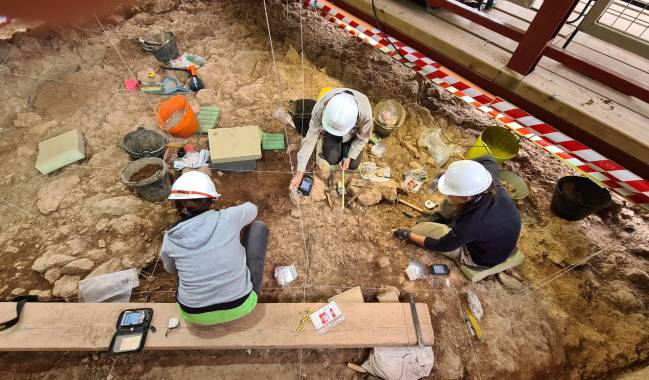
[411,222,481,267]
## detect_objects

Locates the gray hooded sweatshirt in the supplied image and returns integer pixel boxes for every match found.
[160,203,257,308]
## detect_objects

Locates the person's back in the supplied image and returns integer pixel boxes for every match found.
[394,155,521,269]
[453,179,521,266]
[160,171,269,325]
[162,204,257,308]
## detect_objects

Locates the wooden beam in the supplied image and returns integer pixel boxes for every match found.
[506,0,578,75]
[0,302,434,351]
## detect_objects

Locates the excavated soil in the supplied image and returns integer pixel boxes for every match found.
[130,164,162,182]
[0,1,648,379]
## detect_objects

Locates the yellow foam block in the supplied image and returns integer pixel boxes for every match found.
[35,129,85,175]
[208,125,262,164]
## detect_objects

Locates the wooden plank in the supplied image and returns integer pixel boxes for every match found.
[518,66,649,155]
[0,302,434,351]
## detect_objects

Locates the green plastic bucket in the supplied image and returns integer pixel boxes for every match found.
[466,126,520,164]
[498,170,529,200]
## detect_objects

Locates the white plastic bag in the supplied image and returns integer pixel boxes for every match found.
[173,149,210,170]
[418,128,450,167]
[362,346,434,380]
[467,290,484,320]
[274,265,298,287]
[78,268,139,303]
[272,107,296,129]
[405,260,427,281]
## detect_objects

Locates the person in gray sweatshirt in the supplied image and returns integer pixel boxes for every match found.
[160,171,269,325]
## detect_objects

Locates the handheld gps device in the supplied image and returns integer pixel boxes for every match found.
[108,308,153,354]
[430,264,450,276]
[298,175,314,196]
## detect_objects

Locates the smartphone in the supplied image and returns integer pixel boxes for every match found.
[430,264,450,276]
[120,310,146,327]
[298,175,314,196]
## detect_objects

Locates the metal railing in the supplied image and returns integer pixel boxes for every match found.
[598,0,649,40]
[576,0,649,58]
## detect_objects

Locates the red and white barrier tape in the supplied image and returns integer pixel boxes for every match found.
[306,0,649,210]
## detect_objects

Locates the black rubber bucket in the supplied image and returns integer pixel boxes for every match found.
[551,176,612,221]
[289,99,316,137]
[121,127,168,160]
[142,31,180,63]
[120,157,171,202]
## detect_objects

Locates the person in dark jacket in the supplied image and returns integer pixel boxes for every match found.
[393,155,521,267]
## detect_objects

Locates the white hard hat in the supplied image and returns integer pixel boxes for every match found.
[322,92,358,136]
[168,171,221,200]
[438,160,493,197]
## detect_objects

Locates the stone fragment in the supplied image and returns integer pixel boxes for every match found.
[357,188,383,207]
[408,161,422,169]
[378,256,391,268]
[97,239,106,248]
[617,208,635,220]
[37,290,52,300]
[234,108,252,118]
[16,145,37,158]
[234,84,264,105]
[151,0,176,13]
[84,258,122,279]
[196,89,218,105]
[377,180,399,202]
[624,269,649,290]
[108,214,153,235]
[61,258,95,275]
[29,120,58,139]
[285,45,301,64]
[310,177,327,202]
[377,286,400,303]
[32,253,76,273]
[44,268,62,284]
[95,196,143,216]
[403,141,421,159]
[407,80,419,96]
[14,112,42,128]
[11,287,25,296]
[605,281,644,312]
[328,286,364,303]
[52,275,80,299]
[630,245,648,257]
[497,272,524,290]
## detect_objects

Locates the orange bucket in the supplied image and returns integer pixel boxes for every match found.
[156,95,199,138]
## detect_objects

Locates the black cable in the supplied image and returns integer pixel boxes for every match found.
[566,0,594,25]
[562,0,595,49]
[371,0,410,63]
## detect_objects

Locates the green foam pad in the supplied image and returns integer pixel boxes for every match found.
[459,249,525,283]
[262,132,286,151]
[197,106,220,133]
[35,129,86,174]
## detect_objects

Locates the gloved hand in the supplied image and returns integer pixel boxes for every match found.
[393,229,411,241]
